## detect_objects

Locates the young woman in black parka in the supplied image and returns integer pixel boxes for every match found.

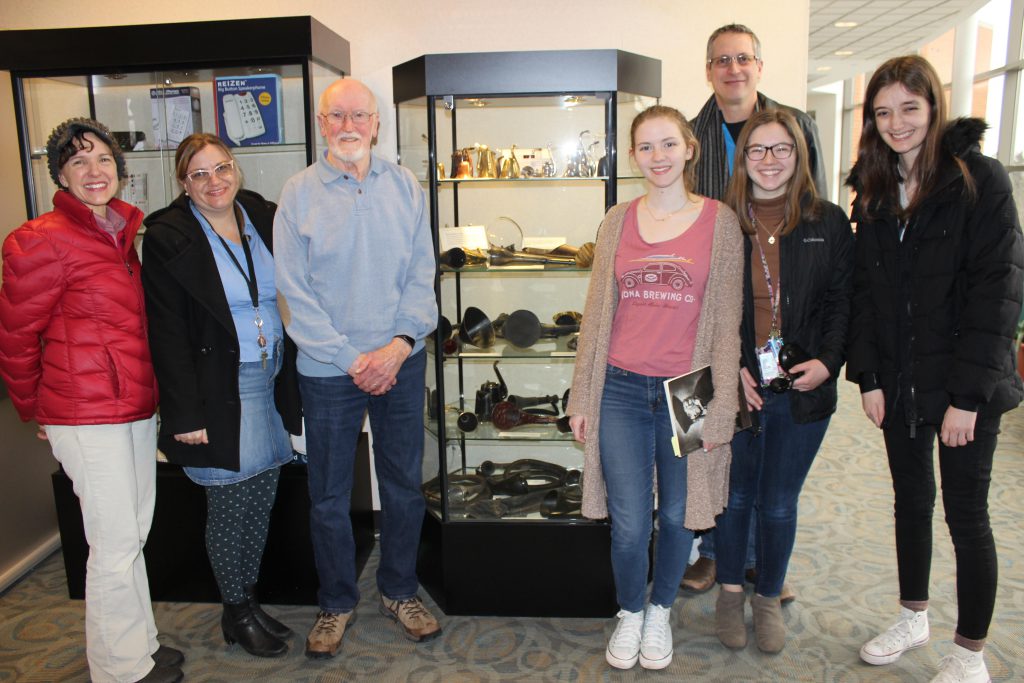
[847,55,1023,683]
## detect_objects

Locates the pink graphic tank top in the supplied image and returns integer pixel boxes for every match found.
[607,197,718,377]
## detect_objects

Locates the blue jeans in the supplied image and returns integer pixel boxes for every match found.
[599,364,694,613]
[299,350,427,612]
[715,390,829,597]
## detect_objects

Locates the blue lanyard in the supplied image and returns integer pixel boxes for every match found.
[723,122,737,176]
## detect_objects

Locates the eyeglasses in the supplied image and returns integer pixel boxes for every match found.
[707,53,760,69]
[184,160,236,184]
[319,110,377,126]
[744,143,795,160]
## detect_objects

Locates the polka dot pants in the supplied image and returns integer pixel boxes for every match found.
[204,467,280,604]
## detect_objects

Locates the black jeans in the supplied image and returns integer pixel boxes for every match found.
[882,411,1000,641]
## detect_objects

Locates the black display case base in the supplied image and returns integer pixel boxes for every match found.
[417,513,618,617]
[52,436,376,605]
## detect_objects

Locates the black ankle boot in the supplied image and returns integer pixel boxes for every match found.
[244,584,293,639]
[221,602,288,657]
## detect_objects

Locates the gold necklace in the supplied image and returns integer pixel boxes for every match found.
[752,213,784,245]
[643,195,690,222]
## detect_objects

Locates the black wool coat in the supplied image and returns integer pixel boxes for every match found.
[846,118,1024,427]
[740,198,855,426]
[142,189,302,470]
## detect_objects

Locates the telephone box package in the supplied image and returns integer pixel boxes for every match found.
[214,75,284,147]
[150,86,202,149]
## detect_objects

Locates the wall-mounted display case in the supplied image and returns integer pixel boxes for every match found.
[0,16,350,220]
[394,50,660,617]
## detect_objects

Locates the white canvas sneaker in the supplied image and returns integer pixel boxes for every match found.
[931,644,991,683]
[606,609,644,669]
[639,603,673,669]
[859,607,929,665]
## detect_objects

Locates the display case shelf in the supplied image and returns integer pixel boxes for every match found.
[439,176,609,184]
[427,413,573,443]
[431,335,578,359]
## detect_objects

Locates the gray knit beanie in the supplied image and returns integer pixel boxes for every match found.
[46,117,127,187]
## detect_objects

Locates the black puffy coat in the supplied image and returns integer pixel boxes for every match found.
[846,118,1024,427]
[740,199,854,425]
[142,189,302,470]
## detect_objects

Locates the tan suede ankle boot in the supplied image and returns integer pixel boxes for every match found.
[715,589,747,649]
[751,594,785,653]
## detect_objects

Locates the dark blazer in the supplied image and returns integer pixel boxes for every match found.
[740,198,854,426]
[142,189,302,470]
[846,118,1024,426]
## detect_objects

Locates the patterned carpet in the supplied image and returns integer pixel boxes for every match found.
[1,381,1021,682]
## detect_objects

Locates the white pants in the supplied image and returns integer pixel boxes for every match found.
[47,417,160,683]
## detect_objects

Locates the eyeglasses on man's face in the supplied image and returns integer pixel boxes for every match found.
[744,143,795,161]
[185,159,236,184]
[319,110,377,126]
[707,53,759,69]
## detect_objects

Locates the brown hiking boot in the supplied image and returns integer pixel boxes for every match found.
[379,595,442,642]
[681,557,716,593]
[304,610,352,659]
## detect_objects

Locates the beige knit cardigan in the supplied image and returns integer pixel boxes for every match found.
[566,199,745,530]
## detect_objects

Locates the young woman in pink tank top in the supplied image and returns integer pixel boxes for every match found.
[566,106,744,670]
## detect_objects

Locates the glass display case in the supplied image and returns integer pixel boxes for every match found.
[0,17,349,221]
[394,50,660,616]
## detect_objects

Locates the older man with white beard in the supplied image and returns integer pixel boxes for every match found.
[274,78,439,659]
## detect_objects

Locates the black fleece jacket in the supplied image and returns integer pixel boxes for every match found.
[845,118,1024,426]
[740,198,854,426]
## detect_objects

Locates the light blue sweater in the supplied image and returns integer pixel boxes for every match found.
[274,151,437,377]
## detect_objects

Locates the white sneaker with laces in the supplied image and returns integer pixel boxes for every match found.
[606,609,644,669]
[639,603,673,669]
[860,607,929,665]
[931,644,991,683]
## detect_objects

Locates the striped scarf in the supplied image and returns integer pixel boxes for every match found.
[692,92,770,201]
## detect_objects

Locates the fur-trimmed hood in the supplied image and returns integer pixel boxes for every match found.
[846,117,988,189]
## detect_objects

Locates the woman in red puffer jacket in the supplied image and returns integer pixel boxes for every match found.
[0,118,181,683]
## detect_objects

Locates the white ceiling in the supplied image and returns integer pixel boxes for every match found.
[807,0,990,86]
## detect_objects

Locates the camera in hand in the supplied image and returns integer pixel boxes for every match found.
[769,343,810,394]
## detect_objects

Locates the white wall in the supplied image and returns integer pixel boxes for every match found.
[807,88,841,203]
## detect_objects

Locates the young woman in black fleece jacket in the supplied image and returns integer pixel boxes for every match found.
[847,55,1023,683]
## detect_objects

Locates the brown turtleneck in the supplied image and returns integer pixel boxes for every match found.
[749,194,786,346]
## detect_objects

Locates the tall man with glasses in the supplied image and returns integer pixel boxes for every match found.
[692,23,828,201]
[682,23,827,598]
[274,78,440,659]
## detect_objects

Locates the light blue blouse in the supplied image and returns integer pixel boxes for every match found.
[191,201,283,362]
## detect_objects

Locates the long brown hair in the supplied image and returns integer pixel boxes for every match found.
[855,55,972,218]
[725,109,819,236]
[630,105,701,194]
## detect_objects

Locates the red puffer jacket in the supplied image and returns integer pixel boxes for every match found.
[0,191,158,425]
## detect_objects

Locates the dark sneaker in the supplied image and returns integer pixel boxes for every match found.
[379,595,442,642]
[305,610,353,659]
[151,645,184,668]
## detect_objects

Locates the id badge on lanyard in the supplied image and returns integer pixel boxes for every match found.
[757,334,784,387]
